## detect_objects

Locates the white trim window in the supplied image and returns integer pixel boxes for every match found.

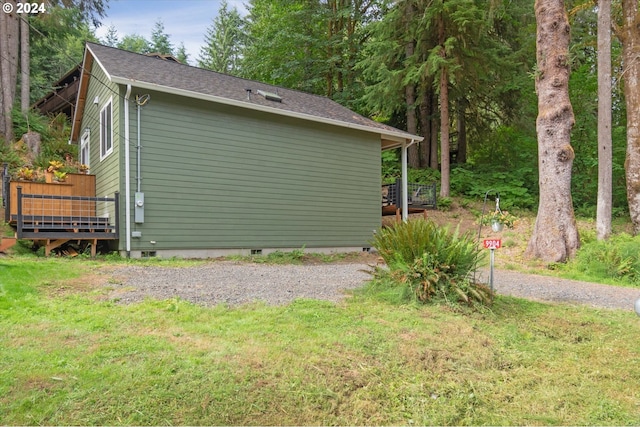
[100,98,113,159]
[80,129,90,171]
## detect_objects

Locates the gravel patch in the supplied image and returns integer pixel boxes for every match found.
[481,269,640,311]
[104,261,640,311]
[106,261,372,307]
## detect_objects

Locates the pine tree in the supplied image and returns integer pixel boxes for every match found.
[175,42,189,64]
[198,0,245,74]
[117,34,151,54]
[150,19,173,55]
[103,25,119,47]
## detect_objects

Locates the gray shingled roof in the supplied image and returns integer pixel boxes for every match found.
[84,42,420,145]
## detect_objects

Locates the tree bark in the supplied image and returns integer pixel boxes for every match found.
[525,0,580,262]
[21,12,30,114]
[620,0,640,234]
[439,67,450,197]
[419,88,432,168]
[430,109,439,170]
[438,5,450,197]
[405,2,419,168]
[0,0,19,144]
[456,98,467,164]
[597,0,612,240]
[406,83,420,168]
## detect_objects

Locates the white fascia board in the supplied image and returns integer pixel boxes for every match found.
[109,76,423,144]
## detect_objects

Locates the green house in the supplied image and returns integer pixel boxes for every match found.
[71,43,421,258]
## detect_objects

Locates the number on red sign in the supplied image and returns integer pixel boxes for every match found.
[483,239,501,249]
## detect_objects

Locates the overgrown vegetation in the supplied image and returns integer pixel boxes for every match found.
[226,247,354,264]
[556,232,640,285]
[1,257,639,425]
[4,108,79,179]
[369,219,490,306]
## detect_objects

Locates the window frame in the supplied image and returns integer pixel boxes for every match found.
[100,97,113,160]
[80,128,90,171]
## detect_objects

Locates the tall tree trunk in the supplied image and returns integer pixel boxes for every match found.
[620,0,640,234]
[0,0,19,144]
[405,2,419,168]
[597,0,612,240]
[406,83,420,168]
[456,98,467,164]
[419,89,432,168]
[20,12,29,114]
[440,67,450,197]
[438,4,450,197]
[525,0,580,262]
[430,100,439,170]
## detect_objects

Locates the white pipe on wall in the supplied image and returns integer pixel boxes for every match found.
[124,84,132,256]
[401,140,409,221]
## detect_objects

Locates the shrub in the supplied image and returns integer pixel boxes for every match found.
[437,196,453,211]
[567,234,640,285]
[370,219,491,306]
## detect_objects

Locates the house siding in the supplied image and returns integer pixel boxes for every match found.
[79,63,121,237]
[123,90,381,252]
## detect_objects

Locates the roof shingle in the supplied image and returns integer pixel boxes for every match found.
[84,42,419,144]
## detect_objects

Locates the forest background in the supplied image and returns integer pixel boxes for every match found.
[0,0,636,255]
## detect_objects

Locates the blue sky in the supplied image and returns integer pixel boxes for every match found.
[93,0,247,64]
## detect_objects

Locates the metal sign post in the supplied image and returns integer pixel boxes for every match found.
[483,239,501,292]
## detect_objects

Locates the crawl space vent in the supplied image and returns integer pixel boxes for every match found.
[257,89,282,103]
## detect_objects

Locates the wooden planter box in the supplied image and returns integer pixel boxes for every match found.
[8,173,96,220]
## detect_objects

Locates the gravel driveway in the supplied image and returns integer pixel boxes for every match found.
[105,261,640,311]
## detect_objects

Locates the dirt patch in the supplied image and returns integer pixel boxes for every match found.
[40,267,118,299]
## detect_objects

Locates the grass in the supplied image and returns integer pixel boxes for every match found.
[1,256,640,425]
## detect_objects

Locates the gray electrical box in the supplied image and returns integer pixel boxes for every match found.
[134,192,144,223]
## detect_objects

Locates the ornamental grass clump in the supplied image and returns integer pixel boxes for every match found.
[370,219,491,306]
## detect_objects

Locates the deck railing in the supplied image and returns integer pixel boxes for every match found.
[15,187,119,240]
[382,179,437,210]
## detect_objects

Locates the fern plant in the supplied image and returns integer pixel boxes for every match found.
[370,219,491,306]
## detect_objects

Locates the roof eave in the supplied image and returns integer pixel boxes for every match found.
[109,76,423,145]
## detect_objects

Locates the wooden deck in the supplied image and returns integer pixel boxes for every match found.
[4,173,119,256]
[382,181,437,221]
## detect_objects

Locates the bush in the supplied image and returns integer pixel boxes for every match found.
[566,234,640,285]
[450,165,537,210]
[370,219,491,306]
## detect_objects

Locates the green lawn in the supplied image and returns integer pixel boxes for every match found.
[1,257,639,425]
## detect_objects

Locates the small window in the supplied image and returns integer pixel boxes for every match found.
[100,98,113,159]
[80,129,90,171]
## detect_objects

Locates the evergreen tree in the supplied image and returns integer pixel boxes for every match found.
[241,0,377,99]
[117,34,151,54]
[149,19,173,55]
[103,25,119,47]
[526,0,580,262]
[198,0,245,74]
[175,42,189,64]
[617,0,640,234]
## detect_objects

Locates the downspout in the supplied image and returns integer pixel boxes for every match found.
[401,140,410,221]
[124,84,132,257]
[137,100,141,192]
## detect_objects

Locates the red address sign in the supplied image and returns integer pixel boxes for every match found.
[483,239,502,249]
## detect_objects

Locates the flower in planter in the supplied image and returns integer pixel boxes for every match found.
[484,210,518,229]
[17,166,36,181]
[53,170,67,182]
[47,160,64,173]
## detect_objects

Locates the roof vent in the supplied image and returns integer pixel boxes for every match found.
[257,89,282,103]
